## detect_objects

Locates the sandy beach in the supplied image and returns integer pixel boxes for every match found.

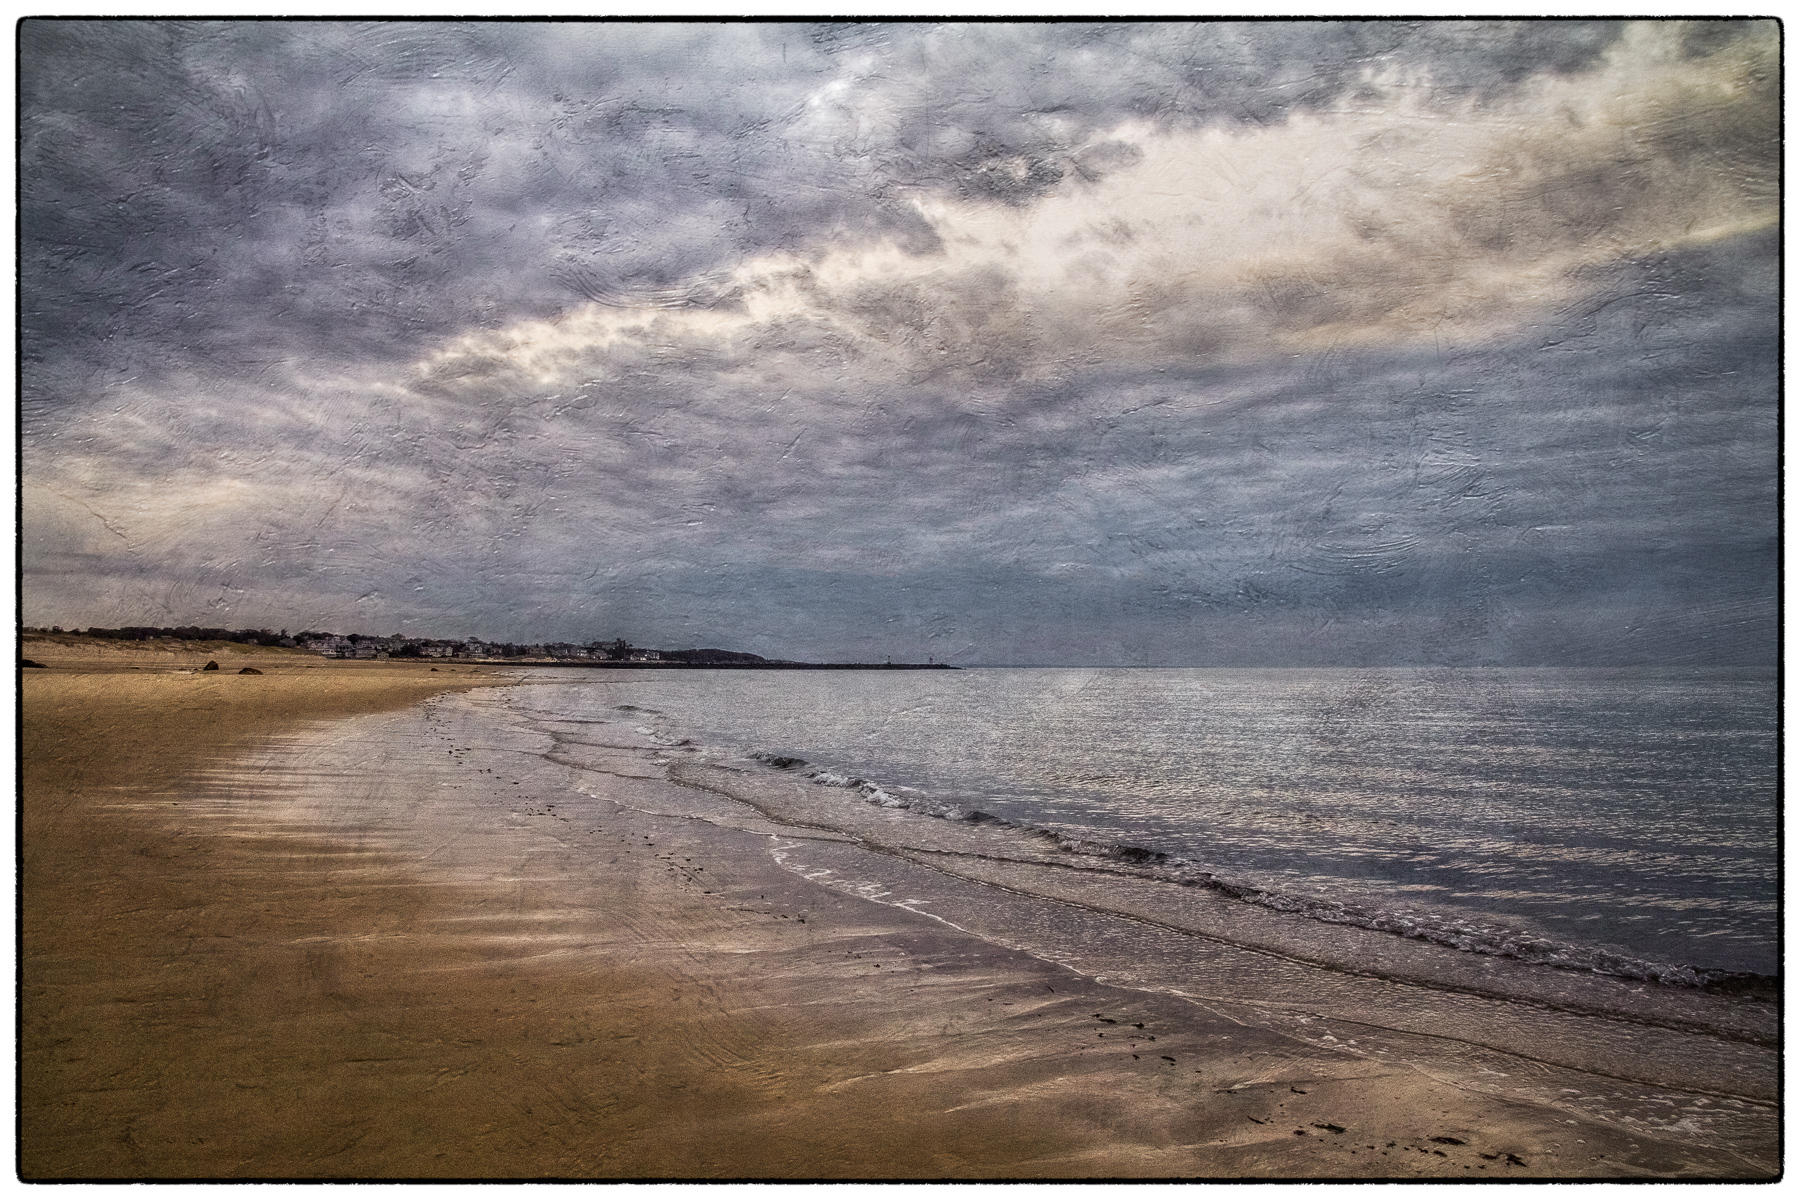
[18,644,1778,1180]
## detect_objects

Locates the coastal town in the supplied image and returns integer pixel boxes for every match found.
[20,625,951,668]
[24,625,731,664]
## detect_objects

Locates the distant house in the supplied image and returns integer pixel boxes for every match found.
[303,635,355,658]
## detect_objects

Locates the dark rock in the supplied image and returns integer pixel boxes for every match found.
[1431,1136,1467,1146]
[20,659,46,669]
[237,667,262,675]
[1313,1122,1346,1134]
[202,660,220,671]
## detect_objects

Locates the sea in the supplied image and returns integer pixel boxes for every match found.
[511,665,1779,988]
[191,662,1779,1148]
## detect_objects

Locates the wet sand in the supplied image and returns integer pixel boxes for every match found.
[18,651,1779,1179]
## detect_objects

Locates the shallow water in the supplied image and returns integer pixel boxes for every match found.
[173,679,1780,1159]
[513,667,1778,981]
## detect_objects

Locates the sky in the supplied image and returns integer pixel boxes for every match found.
[18,19,1780,665]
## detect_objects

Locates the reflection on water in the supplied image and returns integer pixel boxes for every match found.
[152,682,1777,1160]
[514,667,1777,977]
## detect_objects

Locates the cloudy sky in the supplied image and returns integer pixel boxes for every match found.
[20,19,1779,665]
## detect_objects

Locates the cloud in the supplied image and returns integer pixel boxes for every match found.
[18,20,1780,664]
[15,20,1661,403]
[398,22,1774,402]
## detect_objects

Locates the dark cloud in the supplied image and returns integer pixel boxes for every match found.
[19,20,1779,665]
[17,19,1643,412]
[24,222,1774,663]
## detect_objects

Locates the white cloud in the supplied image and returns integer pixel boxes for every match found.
[405,21,1776,402]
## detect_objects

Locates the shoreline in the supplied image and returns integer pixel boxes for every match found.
[493,660,958,669]
[19,662,1778,1179]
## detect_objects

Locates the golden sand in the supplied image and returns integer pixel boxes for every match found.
[18,644,1775,1179]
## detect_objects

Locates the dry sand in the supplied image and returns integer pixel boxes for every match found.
[17,643,1779,1179]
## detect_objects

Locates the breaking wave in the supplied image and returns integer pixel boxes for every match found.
[747,749,1774,996]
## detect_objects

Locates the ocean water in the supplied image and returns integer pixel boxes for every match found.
[514,666,1778,985]
[178,666,1777,1148]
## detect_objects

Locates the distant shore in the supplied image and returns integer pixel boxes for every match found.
[19,631,954,672]
[505,659,957,670]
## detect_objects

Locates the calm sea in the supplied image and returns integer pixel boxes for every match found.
[514,666,1778,983]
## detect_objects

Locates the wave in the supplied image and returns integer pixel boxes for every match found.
[747,749,1774,997]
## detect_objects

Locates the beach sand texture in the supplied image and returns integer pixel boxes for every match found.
[18,649,1778,1179]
